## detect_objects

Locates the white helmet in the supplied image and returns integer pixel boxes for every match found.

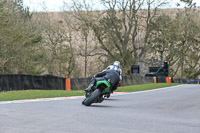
[113,61,120,67]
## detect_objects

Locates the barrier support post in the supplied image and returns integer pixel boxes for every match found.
[166,77,172,83]
[65,78,71,91]
[153,76,156,83]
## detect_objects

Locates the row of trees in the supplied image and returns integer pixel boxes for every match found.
[72,0,200,78]
[0,0,42,74]
[0,0,199,78]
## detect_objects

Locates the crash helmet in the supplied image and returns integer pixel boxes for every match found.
[113,61,120,67]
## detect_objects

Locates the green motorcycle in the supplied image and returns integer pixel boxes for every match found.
[82,79,111,106]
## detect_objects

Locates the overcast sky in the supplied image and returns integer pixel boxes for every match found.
[23,0,200,12]
[23,0,102,11]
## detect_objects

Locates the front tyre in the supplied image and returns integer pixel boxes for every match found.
[84,89,101,106]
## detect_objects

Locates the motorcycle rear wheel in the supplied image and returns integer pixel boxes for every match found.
[83,89,101,106]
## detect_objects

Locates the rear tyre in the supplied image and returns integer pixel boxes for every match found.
[84,89,101,106]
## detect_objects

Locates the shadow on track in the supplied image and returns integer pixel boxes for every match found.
[104,98,120,101]
[89,105,112,108]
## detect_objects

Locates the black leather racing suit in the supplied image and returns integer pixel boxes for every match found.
[95,70,120,92]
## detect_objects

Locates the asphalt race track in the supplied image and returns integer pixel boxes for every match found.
[0,84,200,133]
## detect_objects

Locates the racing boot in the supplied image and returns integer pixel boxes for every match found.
[84,79,96,92]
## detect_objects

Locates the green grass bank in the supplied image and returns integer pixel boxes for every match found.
[0,83,181,101]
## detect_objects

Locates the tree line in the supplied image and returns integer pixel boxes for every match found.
[0,0,199,78]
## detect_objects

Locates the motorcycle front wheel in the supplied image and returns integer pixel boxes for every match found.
[83,89,101,106]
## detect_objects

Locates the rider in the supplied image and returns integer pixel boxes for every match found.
[85,61,122,93]
[104,61,122,83]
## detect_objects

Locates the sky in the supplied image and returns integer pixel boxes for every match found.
[23,0,102,11]
[23,0,200,12]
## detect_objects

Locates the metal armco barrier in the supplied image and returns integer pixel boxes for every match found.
[173,78,200,84]
[1,74,199,92]
[152,76,172,83]
[0,74,65,92]
[152,76,200,84]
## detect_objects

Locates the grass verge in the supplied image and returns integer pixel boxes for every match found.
[116,83,181,92]
[0,83,181,101]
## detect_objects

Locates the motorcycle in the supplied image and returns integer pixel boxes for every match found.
[82,78,111,106]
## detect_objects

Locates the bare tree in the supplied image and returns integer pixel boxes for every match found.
[71,1,103,77]
[34,12,76,77]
